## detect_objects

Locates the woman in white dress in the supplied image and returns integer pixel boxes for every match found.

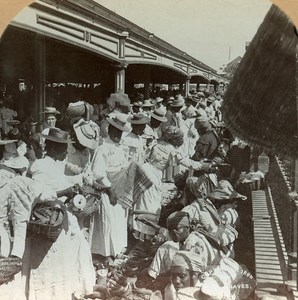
[88,115,130,260]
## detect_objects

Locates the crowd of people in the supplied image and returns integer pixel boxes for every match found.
[0,89,265,300]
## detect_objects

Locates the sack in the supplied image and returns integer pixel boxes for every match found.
[27,200,66,242]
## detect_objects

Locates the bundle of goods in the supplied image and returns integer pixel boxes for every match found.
[236,171,265,192]
[67,185,101,218]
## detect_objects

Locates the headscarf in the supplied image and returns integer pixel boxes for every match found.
[172,250,206,272]
[166,211,190,230]
[195,116,212,132]
[186,175,210,199]
[161,125,184,147]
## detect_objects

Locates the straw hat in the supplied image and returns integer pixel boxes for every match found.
[127,114,150,124]
[106,115,129,132]
[42,128,74,143]
[149,108,167,122]
[155,97,164,103]
[73,119,100,149]
[42,107,61,115]
[142,99,153,108]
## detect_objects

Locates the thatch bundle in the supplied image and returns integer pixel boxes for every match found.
[222,5,298,158]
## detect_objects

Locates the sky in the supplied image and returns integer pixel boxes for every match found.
[94,0,272,70]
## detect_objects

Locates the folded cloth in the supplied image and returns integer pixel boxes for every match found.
[108,161,153,209]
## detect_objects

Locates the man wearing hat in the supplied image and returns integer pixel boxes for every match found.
[195,92,208,118]
[30,127,84,199]
[143,108,167,146]
[141,99,154,116]
[41,106,61,135]
[122,113,150,163]
[28,128,96,299]
[181,96,198,120]
[205,96,216,120]
[163,96,185,129]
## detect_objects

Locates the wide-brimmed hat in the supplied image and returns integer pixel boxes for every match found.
[42,107,61,115]
[2,155,29,170]
[127,114,150,124]
[207,96,216,103]
[196,92,205,98]
[73,118,100,149]
[155,97,163,103]
[42,127,74,143]
[170,98,185,107]
[149,108,167,122]
[106,114,129,132]
[0,139,18,145]
[142,99,153,108]
[133,101,143,107]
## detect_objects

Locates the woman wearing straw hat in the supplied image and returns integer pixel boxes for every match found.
[87,114,131,261]
[121,113,150,164]
[65,118,101,176]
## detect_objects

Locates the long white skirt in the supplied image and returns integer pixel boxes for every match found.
[89,193,128,257]
[23,212,95,300]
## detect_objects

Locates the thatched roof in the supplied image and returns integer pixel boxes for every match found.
[222,4,297,158]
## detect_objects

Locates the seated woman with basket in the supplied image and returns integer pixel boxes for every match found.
[25,128,95,300]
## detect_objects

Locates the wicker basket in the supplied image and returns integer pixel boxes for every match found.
[0,256,22,285]
[72,192,101,218]
[27,201,65,242]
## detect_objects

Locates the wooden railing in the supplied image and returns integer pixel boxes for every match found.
[267,155,298,290]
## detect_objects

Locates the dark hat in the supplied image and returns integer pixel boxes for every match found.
[149,108,167,122]
[170,98,185,107]
[106,114,129,132]
[127,114,150,124]
[42,128,74,143]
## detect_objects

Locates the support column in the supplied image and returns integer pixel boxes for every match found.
[35,36,45,132]
[115,63,127,92]
[179,83,184,94]
[144,66,151,99]
[185,76,191,96]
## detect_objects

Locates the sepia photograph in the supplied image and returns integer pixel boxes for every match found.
[0,0,297,299]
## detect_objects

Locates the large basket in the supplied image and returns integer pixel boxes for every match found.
[27,200,66,242]
[0,256,22,285]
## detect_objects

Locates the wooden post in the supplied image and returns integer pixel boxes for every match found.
[35,36,45,132]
